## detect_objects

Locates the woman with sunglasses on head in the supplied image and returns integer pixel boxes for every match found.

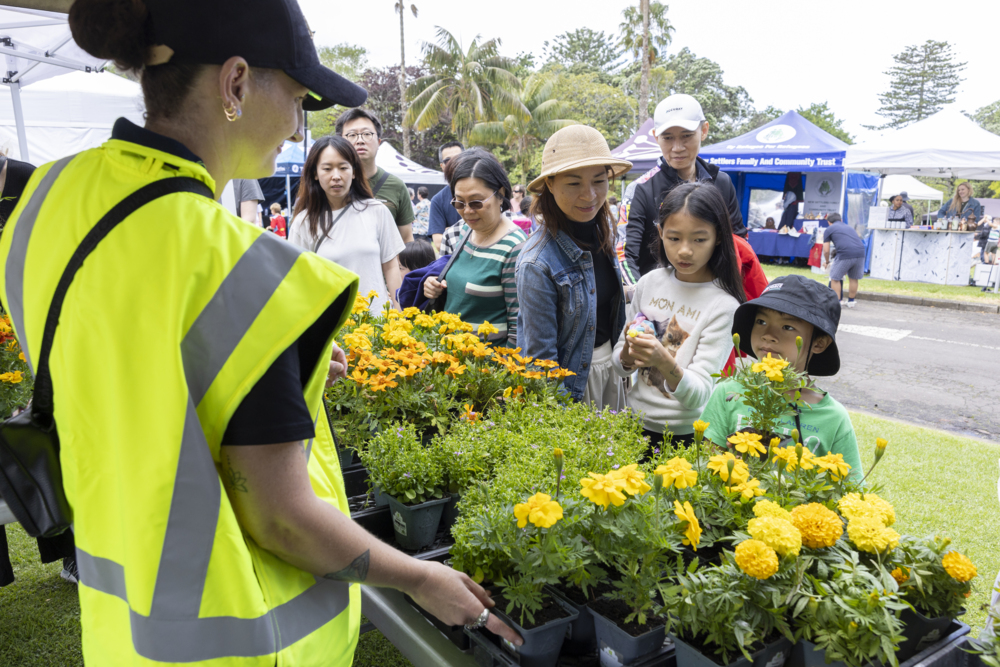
[515,125,633,408]
[423,148,526,346]
[289,135,404,316]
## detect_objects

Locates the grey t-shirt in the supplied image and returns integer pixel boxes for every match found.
[232,179,264,215]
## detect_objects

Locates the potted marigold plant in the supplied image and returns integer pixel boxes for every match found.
[358,424,449,550]
[486,486,585,667]
[887,536,977,661]
[0,312,32,420]
[578,464,683,665]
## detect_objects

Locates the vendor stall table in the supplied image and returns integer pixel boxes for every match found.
[748,229,816,259]
[869,229,974,285]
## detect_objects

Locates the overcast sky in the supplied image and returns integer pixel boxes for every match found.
[300,0,996,143]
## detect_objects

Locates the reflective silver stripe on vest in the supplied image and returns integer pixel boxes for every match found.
[181,233,302,405]
[4,155,75,374]
[67,228,351,660]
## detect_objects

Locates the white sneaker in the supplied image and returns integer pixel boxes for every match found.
[846,300,856,308]
[840,299,848,306]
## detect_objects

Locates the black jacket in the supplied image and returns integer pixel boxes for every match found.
[621,156,746,285]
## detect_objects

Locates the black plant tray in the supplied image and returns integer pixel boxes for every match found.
[342,463,370,498]
[465,622,675,666]
[350,495,453,563]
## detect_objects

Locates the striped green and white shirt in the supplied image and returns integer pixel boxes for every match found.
[443,224,526,346]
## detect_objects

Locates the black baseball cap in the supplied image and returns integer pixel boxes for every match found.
[146,0,367,111]
[731,275,842,376]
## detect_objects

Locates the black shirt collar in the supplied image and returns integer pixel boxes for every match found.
[111,118,204,166]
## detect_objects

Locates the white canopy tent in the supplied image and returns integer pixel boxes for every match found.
[879,174,944,203]
[0,69,143,162]
[376,141,446,187]
[0,5,109,162]
[844,108,1000,180]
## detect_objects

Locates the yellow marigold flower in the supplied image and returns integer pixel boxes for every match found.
[533,359,560,369]
[814,453,852,481]
[343,318,357,328]
[846,516,900,554]
[770,444,816,471]
[837,493,895,526]
[351,297,369,315]
[730,478,765,501]
[521,370,545,380]
[735,539,779,579]
[748,515,802,557]
[654,457,698,490]
[354,323,375,337]
[891,567,910,585]
[547,368,576,379]
[752,353,789,382]
[350,369,370,385]
[514,493,563,529]
[367,374,399,392]
[790,503,843,549]
[693,419,710,435]
[18,352,25,362]
[477,321,499,336]
[707,452,749,485]
[753,499,792,521]
[674,500,702,550]
[413,314,435,328]
[609,464,652,496]
[461,404,479,422]
[366,289,379,299]
[401,307,421,319]
[942,552,977,582]
[728,431,767,458]
[580,472,627,509]
[446,362,467,377]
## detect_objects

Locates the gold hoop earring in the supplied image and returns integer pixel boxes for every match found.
[224,104,241,122]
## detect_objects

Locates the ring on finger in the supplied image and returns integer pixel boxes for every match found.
[464,608,490,630]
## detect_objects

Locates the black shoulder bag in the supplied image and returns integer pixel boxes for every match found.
[0,177,213,538]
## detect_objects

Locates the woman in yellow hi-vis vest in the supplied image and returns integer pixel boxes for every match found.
[0,0,519,664]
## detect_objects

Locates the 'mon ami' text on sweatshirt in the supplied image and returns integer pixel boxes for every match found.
[611,267,740,435]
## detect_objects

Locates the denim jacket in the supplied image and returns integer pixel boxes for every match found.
[515,227,626,400]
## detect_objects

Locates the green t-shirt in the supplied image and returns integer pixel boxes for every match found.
[700,378,864,481]
[443,225,526,347]
[372,168,415,228]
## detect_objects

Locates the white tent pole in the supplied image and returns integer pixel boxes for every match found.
[8,81,29,162]
[837,169,847,218]
[285,174,291,216]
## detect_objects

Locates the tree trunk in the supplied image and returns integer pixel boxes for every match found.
[399,7,411,158]
[638,0,651,127]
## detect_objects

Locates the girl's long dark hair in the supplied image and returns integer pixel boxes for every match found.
[293,135,374,241]
[531,168,617,258]
[653,182,747,304]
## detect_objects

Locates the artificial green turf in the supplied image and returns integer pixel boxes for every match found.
[761,262,1000,305]
[1,411,996,663]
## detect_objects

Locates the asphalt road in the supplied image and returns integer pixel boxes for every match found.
[819,300,1000,441]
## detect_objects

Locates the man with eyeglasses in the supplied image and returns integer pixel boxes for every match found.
[428,141,464,252]
[335,108,415,243]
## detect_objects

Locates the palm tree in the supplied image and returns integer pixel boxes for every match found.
[620,1,675,125]
[394,1,418,158]
[468,75,577,183]
[405,27,528,143]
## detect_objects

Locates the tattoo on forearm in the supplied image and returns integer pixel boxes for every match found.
[224,454,248,493]
[323,549,370,583]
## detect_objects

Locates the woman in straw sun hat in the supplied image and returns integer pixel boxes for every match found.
[515,125,632,408]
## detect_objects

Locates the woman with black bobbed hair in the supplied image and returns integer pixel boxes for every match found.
[424,148,527,345]
[0,0,518,663]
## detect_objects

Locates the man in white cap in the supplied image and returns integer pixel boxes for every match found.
[617,94,745,290]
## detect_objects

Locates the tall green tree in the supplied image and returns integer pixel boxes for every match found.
[660,47,756,143]
[550,68,635,149]
[309,43,369,137]
[406,27,527,143]
[796,102,854,144]
[394,2,418,158]
[873,40,966,129]
[542,28,618,75]
[468,74,577,184]
[619,1,674,126]
[972,99,1000,135]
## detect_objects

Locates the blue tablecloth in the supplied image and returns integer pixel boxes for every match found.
[748,230,816,259]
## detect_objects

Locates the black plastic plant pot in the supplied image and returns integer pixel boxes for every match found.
[672,633,792,667]
[385,494,449,551]
[545,586,597,656]
[894,608,954,663]
[440,493,462,532]
[788,641,840,667]
[336,446,354,471]
[372,485,389,507]
[592,606,667,665]
[491,593,580,667]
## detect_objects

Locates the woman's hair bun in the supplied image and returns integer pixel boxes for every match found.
[69,0,153,71]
